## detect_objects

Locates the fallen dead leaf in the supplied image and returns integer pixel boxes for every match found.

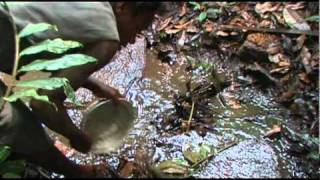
[267,44,283,55]
[228,98,241,109]
[298,72,311,84]
[284,2,305,10]
[165,28,182,34]
[278,61,291,67]
[174,20,193,30]
[270,67,290,74]
[258,20,274,28]
[264,124,281,138]
[230,31,239,36]
[295,34,306,51]
[300,46,312,73]
[283,8,311,31]
[186,25,199,33]
[157,16,173,31]
[177,30,186,47]
[216,31,230,37]
[179,2,187,17]
[255,2,281,14]
[203,20,214,32]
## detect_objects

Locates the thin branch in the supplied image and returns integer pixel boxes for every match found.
[191,140,238,168]
[186,101,195,132]
[3,2,20,98]
[215,25,319,36]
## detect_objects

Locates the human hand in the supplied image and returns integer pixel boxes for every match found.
[99,85,126,106]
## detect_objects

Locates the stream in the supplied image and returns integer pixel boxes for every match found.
[48,37,308,178]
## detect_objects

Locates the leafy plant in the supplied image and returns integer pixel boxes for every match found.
[0,146,26,178]
[0,4,98,177]
[188,2,220,23]
[198,12,207,23]
[189,2,201,11]
[2,20,97,108]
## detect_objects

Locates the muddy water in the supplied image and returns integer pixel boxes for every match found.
[50,38,307,178]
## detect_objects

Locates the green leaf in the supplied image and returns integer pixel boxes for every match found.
[199,144,211,158]
[305,15,320,22]
[15,78,67,90]
[198,12,207,23]
[283,8,310,31]
[172,158,189,167]
[2,172,21,178]
[0,146,10,164]
[183,143,212,164]
[63,81,81,106]
[4,89,51,104]
[14,78,81,106]
[18,23,58,38]
[206,8,220,19]
[0,160,26,175]
[20,38,83,56]
[18,54,97,73]
[156,159,189,174]
[189,2,201,10]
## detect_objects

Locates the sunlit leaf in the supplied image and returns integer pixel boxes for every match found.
[63,81,81,106]
[18,23,58,38]
[20,38,83,56]
[4,89,51,104]
[283,8,310,31]
[14,78,81,106]
[15,78,67,90]
[198,12,207,23]
[183,143,212,164]
[157,159,189,174]
[305,15,320,22]
[0,160,26,175]
[189,2,201,10]
[172,158,189,167]
[18,54,97,72]
[0,146,10,164]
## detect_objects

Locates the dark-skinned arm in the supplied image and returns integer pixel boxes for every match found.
[83,76,125,102]
[29,40,119,153]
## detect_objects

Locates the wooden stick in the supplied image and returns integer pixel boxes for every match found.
[186,101,195,132]
[191,140,238,168]
[216,25,319,36]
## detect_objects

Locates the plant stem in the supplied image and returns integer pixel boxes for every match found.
[3,2,20,98]
[186,101,195,132]
[191,140,238,168]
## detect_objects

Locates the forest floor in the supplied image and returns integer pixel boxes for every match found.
[25,2,319,178]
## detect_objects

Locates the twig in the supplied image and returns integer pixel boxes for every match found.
[191,140,238,168]
[216,25,319,36]
[3,2,20,98]
[186,101,195,132]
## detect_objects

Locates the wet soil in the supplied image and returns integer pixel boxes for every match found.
[46,37,312,178]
